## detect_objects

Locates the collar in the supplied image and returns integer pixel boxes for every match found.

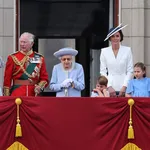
[20,49,33,56]
[61,61,76,72]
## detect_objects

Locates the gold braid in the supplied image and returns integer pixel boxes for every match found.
[11,55,27,75]
[11,55,33,78]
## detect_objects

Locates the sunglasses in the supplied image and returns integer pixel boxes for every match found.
[61,58,72,61]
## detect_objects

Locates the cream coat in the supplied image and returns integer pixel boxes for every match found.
[100,45,133,91]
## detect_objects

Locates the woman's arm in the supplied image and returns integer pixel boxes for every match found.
[100,49,108,77]
[100,48,113,88]
[123,48,133,87]
[49,66,62,92]
[108,86,116,97]
[125,93,132,97]
[72,65,85,91]
[118,86,126,97]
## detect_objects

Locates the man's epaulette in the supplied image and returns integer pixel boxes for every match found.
[34,51,44,57]
[10,51,19,56]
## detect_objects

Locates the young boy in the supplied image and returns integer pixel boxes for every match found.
[91,75,109,97]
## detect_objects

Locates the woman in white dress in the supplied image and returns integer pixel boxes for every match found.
[100,24,133,97]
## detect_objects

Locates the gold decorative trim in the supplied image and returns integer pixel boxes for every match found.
[7,141,28,150]
[3,86,10,96]
[11,51,29,76]
[11,51,43,79]
[20,49,33,56]
[38,81,47,89]
[15,98,22,137]
[11,55,33,78]
[128,99,135,139]
[12,55,33,77]
[121,142,141,150]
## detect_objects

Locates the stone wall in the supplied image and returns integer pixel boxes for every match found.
[121,0,150,76]
[0,0,15,88]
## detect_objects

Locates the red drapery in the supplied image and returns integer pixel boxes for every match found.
[0,97,150,150]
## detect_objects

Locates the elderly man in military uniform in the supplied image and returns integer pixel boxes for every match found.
[3,32,49,96]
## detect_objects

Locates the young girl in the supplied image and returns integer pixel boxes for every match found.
[91,75,109,97]
[126,62,150,97]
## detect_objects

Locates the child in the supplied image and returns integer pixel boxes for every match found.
[91,75,109,97]
[126,62,150,97]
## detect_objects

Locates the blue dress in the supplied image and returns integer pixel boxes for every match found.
[126,77,150,97]
[50,63,85,97]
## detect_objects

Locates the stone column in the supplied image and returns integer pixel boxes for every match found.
[121,0,144,65]
[144,0,150,76]
[0,0,15,90]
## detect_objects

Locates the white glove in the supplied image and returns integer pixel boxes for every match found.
[61,78,73,88]
[65,78,73,84]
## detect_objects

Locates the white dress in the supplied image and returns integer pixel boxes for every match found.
[100,45,133,91]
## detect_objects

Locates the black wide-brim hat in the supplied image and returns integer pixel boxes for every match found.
[104,24,128,41]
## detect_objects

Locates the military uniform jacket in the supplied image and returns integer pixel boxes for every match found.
[3,50,49,96]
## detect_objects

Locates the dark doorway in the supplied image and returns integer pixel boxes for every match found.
[20,0,109,96]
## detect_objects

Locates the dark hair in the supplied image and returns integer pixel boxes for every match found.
[97,75,108,86]
[134,62,146,77]
[109,30,124,42]
[119,30,124,42]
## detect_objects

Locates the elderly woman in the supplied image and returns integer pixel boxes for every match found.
[50,47,85,97]
[100,24,133,97]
